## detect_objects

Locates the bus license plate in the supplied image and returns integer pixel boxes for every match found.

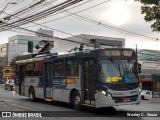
[123,98,130,102]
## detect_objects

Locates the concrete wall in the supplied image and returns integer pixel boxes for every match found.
[66,34,125,48]
[0,43,7,57]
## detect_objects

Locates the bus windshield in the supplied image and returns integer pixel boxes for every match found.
[99,59,138,83]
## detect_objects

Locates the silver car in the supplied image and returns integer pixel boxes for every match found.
[140,90,153,100]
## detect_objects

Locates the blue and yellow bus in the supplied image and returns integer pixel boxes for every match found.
[15,48,141,110]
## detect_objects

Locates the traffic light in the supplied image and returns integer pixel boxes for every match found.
[28,41,33,53]
[138,63,142,73]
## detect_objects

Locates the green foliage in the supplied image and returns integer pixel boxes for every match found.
[140,0,159,5]
[139,0,160,32]
[9,55,31,67]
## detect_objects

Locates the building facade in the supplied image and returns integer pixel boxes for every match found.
[138,49,160,92]
[53,34,125,52]
[0,29,54,79]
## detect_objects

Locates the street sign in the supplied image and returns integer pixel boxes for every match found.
[2,66,13,77]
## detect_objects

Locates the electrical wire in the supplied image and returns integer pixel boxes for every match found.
[0,0,84,31]
[1,0,158,44]
[3,21,86,45]
[67,12,157,41]
[5,0,24,10]
[22,0,158,41]
[2,0,92,26]
[24,0,109,29]
[0,0,12,9]
[0,0,95,43]
[1,0,93,27]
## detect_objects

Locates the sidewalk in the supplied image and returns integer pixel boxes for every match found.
[149,98,160,103]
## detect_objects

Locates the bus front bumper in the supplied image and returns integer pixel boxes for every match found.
[95,92,141,108]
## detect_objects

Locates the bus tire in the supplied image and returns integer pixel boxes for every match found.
[72,92,82,110]
[29,87,36,101]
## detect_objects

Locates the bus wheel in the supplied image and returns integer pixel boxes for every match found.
[29,88,36,101]
[72,92,82,110]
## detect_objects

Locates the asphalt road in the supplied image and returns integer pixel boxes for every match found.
[0,84,160,120]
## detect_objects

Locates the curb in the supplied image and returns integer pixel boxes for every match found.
[149,98,160,103]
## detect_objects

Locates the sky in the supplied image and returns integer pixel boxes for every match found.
[0,0,159,50]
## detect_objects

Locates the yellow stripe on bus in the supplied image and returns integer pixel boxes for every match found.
[45,98,53,102]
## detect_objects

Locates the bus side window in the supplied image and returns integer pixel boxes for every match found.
[66,58,79,76]
[34,61,43,76]
[26,63,34,76]
[53,60,64,76]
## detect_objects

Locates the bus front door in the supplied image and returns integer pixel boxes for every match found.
[44,62,53,100]
[82,58,97,105]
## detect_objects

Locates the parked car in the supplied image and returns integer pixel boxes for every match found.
[140,90,153,100]
[5,80,15,91]
[154,92,160,98]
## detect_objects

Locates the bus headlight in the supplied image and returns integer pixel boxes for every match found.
[101,91,112,99]
[101,90,107,95]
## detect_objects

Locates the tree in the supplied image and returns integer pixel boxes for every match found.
[138,0,160,32]
[10,55,31,67]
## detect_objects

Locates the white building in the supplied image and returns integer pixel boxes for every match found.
[53,34,125,52]
[0,29,54,67]
[0,31,126,67]
[138,49,160,92]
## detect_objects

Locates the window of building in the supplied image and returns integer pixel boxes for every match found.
[1,47,6,52]
[17,39,29,44]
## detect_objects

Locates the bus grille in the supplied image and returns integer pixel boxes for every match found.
[112,95,138,103]
[106,83,139,91]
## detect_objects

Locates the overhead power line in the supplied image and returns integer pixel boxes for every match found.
[24,0,158,41]
[67,11,157,41]
[5,0,46,19]
[0,0,95,43]
[0,0,84,31]
[25,0,109,28]
[2,0,25,12]
[1,0,158,43]
[0,0,12,8]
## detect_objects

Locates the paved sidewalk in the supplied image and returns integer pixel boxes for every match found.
[0,100,31,111]
[149,98,160,103]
